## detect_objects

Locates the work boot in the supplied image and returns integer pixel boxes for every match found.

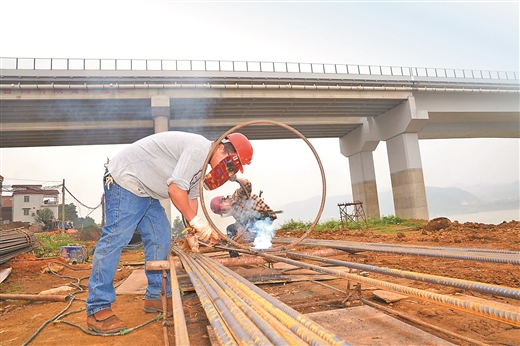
[144,298,173,316]
[87,309,126,334]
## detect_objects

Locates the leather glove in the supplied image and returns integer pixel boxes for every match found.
[181,234,199,252]
[189,216,220,243]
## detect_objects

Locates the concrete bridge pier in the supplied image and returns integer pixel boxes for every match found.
[341,95,430,220]
[387,132,429,220]
[340,118,382,219]
[151,95,172,225]
[348,151,381,218]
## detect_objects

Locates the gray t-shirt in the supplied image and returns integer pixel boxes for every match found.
[107,131,211,200]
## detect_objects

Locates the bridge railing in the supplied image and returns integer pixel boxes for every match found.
[1,57,518,81]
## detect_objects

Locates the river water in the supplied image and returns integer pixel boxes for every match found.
[431,209,519,224]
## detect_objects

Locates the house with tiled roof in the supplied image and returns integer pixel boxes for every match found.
[12,185,60,224]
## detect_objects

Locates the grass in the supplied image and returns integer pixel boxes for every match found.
[4,281,23,294]
[278,215,424,234]
[33,232,85,258]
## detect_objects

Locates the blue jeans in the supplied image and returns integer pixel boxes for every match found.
[86,178,172,316]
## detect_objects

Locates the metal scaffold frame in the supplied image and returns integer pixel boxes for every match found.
[338,201,368,230]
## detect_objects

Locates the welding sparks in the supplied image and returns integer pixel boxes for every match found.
[252,218,275,250]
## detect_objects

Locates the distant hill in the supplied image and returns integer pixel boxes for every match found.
[459,181,519,202]
[274,181,519,224]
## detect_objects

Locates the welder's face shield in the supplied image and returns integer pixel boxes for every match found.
[203,154,243,190]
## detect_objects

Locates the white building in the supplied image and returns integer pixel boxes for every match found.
[12,185,60,224]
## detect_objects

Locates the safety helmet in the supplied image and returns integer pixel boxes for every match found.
[226,133,253,171]
[210,196,224,214]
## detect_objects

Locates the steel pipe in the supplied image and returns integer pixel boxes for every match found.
[0,294,69,302]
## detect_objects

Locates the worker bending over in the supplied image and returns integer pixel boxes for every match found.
[86,131,253,333]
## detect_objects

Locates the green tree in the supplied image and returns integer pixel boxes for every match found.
[76,216,96,228]
[35,208,55,231]
[172,216,186,238]
[57,203,79,223]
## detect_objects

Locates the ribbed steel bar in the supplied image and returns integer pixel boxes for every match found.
[175,250,237,345]
[188,255,270,345]
[177,249,261,345]
[168,256,189,346]
[181,248,345,346]
[241,249,520,327]
[195,254,332,346]
[147,248,346,271]
[273,238,520,265]
[193,255,299,345]
[287,252,520,300]
[334,241,520,255]
[0,228,37,264]
[197,254,351,346]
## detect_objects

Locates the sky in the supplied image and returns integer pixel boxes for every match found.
[0,0,519,226]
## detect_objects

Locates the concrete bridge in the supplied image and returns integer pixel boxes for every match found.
[1,57,518,220]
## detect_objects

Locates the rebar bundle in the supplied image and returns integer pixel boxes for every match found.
[246,250,520,327]
[173,247,351,346]
[0,228,37,265]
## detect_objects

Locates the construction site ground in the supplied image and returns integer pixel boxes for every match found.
[1,219,519,346]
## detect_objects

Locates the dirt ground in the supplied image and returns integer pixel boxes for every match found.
[1,218,519,346]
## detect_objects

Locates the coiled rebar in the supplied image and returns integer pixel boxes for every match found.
[198,120,327,252]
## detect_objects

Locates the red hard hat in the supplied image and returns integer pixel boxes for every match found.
[210,196,223,214]
[226,133,253,172]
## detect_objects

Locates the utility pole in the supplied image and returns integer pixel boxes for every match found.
[61,179,65,234]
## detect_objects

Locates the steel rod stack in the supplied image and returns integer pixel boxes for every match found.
[172,247,351,346]
[287,252,520,300]
[273,238,520,265]
[0,228,37,264]
[240,249,520,327]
